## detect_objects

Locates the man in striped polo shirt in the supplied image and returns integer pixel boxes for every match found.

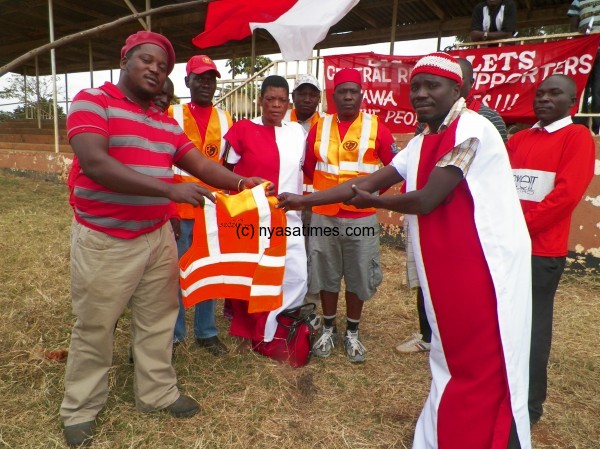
[61,31,266,448]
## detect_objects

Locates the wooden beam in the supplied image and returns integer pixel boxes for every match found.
[0,0,214,76]
[1,2,573,76]
[422,0,445,21]
[53,0,108,20]
[350,9,378,29]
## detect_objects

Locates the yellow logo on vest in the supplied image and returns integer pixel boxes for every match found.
[205,144,219,158]
[343,141,358,151]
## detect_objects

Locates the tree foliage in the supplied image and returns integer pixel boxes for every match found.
[0,74,64,119]
[225,56,272,77]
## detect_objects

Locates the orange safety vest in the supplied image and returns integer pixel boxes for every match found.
[285,109,323,195]
[169,103,232,219]
[312,112,380,216]
[179,184,287,313]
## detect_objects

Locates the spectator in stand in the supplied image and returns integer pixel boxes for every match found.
[60,31,266,448]
[471,0,517,42]
[507,74,595,425]
[397,56,509,354]
[168,55,232,356]
[568,1,600,133]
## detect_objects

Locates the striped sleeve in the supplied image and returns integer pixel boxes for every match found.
[67,89,109,140]
[567,1,580,17]
[172,131,196,163]
[478,105,508,143]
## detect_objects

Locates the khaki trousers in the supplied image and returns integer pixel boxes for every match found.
[60,221,180,426]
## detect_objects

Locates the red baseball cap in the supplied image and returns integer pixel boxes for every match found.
[186,55,221,78]
[120,31,175,75]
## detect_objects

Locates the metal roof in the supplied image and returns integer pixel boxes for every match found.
[0,0,571,76]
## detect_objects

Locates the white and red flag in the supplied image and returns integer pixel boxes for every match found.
[193,0,359,61]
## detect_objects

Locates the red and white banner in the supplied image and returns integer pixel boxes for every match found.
[324,34,600,134]
[194,0,359,61]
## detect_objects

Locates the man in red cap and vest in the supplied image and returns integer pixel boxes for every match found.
[302,68,397,363]
[168,55,232,356]
[61,31,266,447]
[279,52,531,449]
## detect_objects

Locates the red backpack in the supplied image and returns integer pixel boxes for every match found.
[252,303,319,368]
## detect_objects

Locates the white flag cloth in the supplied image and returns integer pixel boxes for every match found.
[250,0,359,61]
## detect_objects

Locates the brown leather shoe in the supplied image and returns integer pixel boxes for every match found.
[63,421,95,448]
[165,394,199,418]
[196,336,228,356]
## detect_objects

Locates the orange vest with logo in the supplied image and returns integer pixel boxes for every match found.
[312,112,380,215]
[285,109,323,195]
[169,103,232,219]
[179,184,287,313]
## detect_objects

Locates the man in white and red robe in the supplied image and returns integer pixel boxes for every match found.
[224,75,307,343]
[278,52,532,449]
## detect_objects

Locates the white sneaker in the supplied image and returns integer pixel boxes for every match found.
[313,326,337,357]
[307,313,322,331]
[395,333,431,353]
[344,330,366,363]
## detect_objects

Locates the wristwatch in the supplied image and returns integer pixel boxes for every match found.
[483,31,489,40]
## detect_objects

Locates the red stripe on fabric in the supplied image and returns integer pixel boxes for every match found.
[417,117,512,449]
[73,196,170,220]
[192,0,297,49]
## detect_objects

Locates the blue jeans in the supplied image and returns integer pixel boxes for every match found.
[173,219,218,342]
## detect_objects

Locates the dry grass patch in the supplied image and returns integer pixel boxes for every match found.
[0,171,598,448]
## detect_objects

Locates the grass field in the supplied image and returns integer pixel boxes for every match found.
[0,171,598,448]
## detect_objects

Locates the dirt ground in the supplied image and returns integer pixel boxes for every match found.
[0,171,598,448]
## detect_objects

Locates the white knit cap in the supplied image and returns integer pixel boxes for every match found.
[410,52,462,85]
